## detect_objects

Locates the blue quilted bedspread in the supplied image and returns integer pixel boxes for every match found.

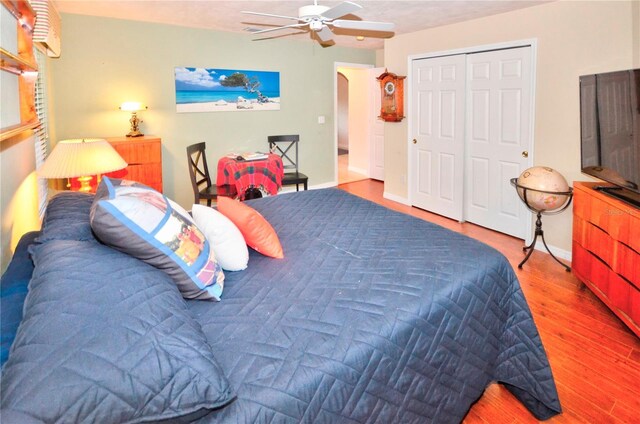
[1,188,561,423]
[190,189,561,423]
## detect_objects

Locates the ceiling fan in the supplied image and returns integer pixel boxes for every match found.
[242,1,395,45]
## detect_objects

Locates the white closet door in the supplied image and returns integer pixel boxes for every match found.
[411,55,466,221]
[464,47,532,238]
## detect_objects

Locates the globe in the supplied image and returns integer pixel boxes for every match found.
[516,166,570,212]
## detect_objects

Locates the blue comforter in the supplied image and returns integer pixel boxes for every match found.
[191,189,561,422]
[1,189,561,423]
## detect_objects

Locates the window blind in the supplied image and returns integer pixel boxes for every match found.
[34,48,49,217]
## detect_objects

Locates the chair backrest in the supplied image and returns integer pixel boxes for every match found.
[186,142,212,203]
[268,134,300,172]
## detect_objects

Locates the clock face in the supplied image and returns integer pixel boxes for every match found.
[384,81,396,95]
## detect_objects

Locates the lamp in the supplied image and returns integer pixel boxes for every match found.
[38,138,128,192]
[119,102,147,137]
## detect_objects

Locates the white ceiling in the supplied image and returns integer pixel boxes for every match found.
[54,0,550,49]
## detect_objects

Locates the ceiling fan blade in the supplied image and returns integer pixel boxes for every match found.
[315,26,334,43]
[248,23,308,35]
[331,19,395,32]
[241,11,301,21]
[320,1,362,20]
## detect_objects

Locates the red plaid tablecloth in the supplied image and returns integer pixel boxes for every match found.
[216,154,283,199]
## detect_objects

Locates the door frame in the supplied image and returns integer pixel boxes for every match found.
[333,62,374,185]
[406,38,538,244]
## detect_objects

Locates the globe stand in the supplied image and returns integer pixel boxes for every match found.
[519,211,570,272]
[510,178,573,272]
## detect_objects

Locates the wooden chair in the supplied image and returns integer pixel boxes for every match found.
[187,142,237,206]
[268,135,309,191]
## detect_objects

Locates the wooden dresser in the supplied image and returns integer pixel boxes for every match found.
[572,182,640,337]
[105,136,163,193]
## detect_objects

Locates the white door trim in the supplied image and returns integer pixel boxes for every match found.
[407,38,537,244]
[333,62,374,186]
[368,67,386,181]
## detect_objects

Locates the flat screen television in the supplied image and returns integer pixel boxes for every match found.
[579,67,640,207]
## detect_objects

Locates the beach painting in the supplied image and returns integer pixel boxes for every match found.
[175,67,280,113]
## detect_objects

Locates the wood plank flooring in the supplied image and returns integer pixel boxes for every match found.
[338,179,640,423]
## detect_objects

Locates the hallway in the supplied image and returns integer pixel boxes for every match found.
[337,152,367,184]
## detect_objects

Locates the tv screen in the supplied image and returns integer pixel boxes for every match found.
[579,68,640,202]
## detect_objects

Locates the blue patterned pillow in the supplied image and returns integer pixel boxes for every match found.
[90,177,225,300]
[36,191,96,243]
[1,239,235,422]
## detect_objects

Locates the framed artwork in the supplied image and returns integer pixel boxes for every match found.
[175,67,280,113]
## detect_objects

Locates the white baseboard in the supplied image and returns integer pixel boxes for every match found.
[383,191,411,205]
[534,242,572,262]
[311,181,338,190]
[278,181,336,194]
[347,165,368,176]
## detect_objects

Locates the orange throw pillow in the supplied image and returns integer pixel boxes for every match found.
[216,197,284,259]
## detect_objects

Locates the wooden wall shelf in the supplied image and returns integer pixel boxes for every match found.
[0,0,38,142]
[0,47,37,73]
[0,120,39,142]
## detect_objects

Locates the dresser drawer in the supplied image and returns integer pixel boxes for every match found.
[574,184,635,244]
[572,182,640,338]
[574,215,638,285]
[106,136,163,192]
[112,142,162,164]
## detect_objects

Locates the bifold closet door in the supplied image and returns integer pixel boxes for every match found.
[410,55,466,221]
[464,47,532,239]
[410,46,532,238]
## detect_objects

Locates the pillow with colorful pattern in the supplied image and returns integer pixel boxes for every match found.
[90,177,224,300]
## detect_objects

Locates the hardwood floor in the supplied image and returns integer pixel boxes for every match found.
[338,179,640,424]
[338,153,368,184]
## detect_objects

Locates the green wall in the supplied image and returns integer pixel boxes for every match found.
[50,14,375,207]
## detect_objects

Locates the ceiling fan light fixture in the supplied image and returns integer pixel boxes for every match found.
[243,1,394,46]
[299,4,329,19]
[309,19,323,31]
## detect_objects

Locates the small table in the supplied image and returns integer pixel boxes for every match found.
[217,154,284,200]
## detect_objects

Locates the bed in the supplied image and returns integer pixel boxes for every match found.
[0,187,561,423]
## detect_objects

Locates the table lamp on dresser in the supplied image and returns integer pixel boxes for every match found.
[38,138,127,192]
[119,102,147,137]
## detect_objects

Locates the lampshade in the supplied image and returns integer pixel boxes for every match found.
[119,102,147,137]
[39,138,128,179]
[119,102,147,112]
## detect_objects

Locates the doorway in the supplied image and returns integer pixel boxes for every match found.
[334,63,385,185]
[409,42,535,239]
[336,71,366,184]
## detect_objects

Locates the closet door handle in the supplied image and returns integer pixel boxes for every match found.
[522,150,528,158]
[413,139,417,144]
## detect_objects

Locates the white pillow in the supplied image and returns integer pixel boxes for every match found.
[192,204,249,271]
